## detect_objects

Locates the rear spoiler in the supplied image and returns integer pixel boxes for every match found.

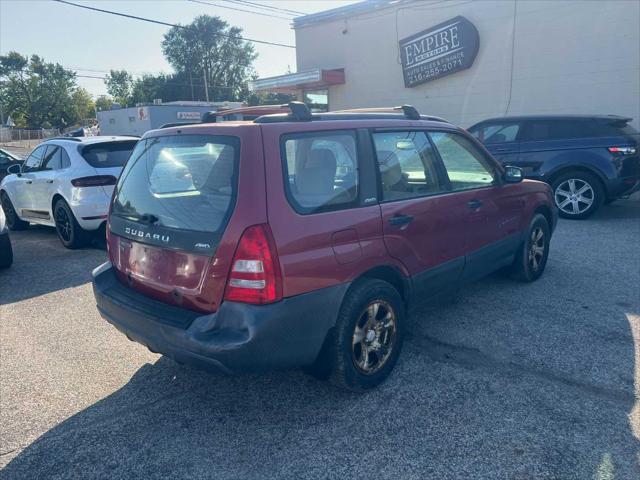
[598,116,633,125]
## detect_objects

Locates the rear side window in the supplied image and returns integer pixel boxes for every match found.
[469,122,521,144]
[81,141,137,168]
[112,135,238,233]
[522,120,596,141]
[42,146,62,170]
[282,131,358,213]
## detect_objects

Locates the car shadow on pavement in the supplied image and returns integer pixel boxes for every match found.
[2,306,638,479]
[0,225,106,305]
[3,200,639,479]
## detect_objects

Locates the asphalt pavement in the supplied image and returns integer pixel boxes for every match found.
[1,201,639,479]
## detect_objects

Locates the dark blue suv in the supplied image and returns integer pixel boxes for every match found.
[468,115,639,219]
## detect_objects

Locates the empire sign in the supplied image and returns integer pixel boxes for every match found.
[399,16,480,88]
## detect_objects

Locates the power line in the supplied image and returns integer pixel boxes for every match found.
[52,0,295,48]
[75,72,235,90]
[187,0,293,20]
[221,0,304,16]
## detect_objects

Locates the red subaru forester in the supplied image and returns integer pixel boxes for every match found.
[92,103,557,391]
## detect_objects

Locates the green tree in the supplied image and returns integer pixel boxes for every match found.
[161,15,256,101]
[0,51,78,128]
[71,87,95,121]
[105,69,133,106]
[95,95,113,112]
[130,72,204,104]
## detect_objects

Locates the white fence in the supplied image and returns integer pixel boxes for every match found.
[0,127,60,149]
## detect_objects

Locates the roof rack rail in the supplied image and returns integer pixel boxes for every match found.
[201,111,218,123]
[253,104,450,124]
[160,121,200,129]
[285,101,312,121]
[333,105,423,120]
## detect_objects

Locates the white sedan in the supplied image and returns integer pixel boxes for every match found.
[0,136,138,248]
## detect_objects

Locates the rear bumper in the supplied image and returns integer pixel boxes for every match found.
[70,189,110,230]
[606,177,640,198]
[92,262,348,373]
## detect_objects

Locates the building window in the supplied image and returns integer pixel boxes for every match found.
[303,90,328,112]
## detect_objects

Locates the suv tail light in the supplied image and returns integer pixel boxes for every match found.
[608,146,637,155]
[223,224,282,305]
[71,175,118,187]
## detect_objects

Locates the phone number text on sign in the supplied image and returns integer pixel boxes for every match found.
[406,51,466,85]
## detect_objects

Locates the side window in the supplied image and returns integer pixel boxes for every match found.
[430,131,496,191]
[282,131,358,213]
[372,131,446,201]
[60,148,71,168]
[523,120,596,141]
[0,152,10,165]
[41,146,63,170]
[470,122,521,144]
[22,145,46,172]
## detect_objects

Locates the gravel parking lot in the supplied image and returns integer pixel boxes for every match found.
[1,200,638,479]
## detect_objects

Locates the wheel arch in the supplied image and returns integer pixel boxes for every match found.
[533,204,554,230]
[353,265,413,305]
[51,193,66,214]
[545,165,607,194]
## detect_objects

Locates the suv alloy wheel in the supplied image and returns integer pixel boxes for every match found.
[551,171,604,219]
[310,279,405,391]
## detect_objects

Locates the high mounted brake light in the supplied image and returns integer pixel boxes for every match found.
[223,224,282,305]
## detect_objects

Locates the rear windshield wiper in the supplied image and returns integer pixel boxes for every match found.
[138,213,160,225]
[118,213,161,225]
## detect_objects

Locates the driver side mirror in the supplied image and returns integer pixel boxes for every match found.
[503,166,523,183]
[7,163,21,176]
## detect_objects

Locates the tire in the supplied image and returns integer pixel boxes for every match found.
[307,279,405,392]
[550,171,604,219]
[53,198,88,249]
[510,213,550,282]
[1,192,29,230]
[0,233,13,268]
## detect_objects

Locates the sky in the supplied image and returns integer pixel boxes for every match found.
[0,0,359,98]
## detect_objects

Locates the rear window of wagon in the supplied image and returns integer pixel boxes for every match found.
[111,135,239,234]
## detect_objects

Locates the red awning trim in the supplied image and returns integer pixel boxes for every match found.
[249,68,345,93]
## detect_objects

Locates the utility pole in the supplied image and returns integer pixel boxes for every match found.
[203,66,210,103]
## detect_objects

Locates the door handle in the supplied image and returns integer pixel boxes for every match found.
[493,147,512,152]
[467,199,483,209]
[46,180,54,184]
[389,214,414,226]
[25,180,32,184]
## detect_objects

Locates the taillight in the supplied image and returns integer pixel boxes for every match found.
[608,146,637,155]
[223,224,282,305]
[71,175,117,187]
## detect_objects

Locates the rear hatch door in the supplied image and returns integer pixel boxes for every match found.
[108,133,241,313]
[80,140,138,196]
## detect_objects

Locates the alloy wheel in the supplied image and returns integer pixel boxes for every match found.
[55,206,72,242]
[528,227,545,272]
[351,300,397,375]
[554,178,594,215]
